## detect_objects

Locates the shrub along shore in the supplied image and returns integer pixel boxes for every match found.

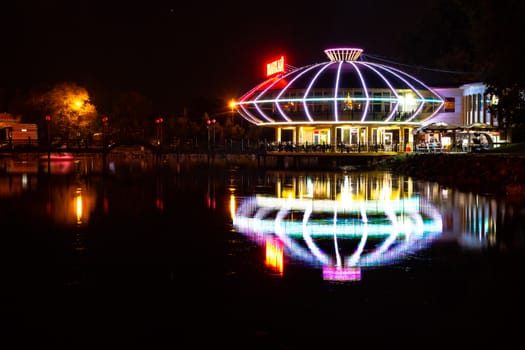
[376,152,525,204]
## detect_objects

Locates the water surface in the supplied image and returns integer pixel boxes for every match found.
[1,154,524,342]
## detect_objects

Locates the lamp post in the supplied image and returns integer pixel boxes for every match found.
[206,118,216,153]
[45,115,51,159]
[212,118,216,149]
[155,117,163,146]
[102,115,108,152]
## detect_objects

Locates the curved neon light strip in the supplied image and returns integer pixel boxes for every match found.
[333,61,344,122]
[332,204,342,267]
[237,79,276,124]
[275,63,326,122]
[378,64,425,122]
[238,104,263,124]
[359,62,400,122]
[302,201,330,265]
[252,77,284,123]
[347,202,369,266]
[376,63,444,122]
[349,61,370,122]
[303,62,334,122]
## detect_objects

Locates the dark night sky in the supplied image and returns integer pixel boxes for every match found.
[1,0,431,114]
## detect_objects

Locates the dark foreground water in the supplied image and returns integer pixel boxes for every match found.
[1,153,524,343]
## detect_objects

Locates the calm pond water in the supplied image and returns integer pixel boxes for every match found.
[1,153,524,342]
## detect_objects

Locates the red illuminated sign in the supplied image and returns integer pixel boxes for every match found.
[266,55,285,77]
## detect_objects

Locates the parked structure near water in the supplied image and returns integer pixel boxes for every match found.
[0,113,38,148]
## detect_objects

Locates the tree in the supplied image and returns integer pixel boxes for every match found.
[469,0,525,136]
[31,81,98,144]
[110,91,153,143]
[398,0,525,138]
[486,85,525,140]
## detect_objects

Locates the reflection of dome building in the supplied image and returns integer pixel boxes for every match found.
[235,48,444,150]
[232,172,443,281]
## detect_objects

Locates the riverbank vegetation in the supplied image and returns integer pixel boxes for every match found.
[376,142,525,204]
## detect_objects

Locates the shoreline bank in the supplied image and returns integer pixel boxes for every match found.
[375,153,525,204]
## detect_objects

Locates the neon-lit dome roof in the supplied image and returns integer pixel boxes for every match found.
[235,48,444,126]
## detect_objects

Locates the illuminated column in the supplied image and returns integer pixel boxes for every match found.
[466,95,470,124]
[468,95,473,124]
[476,94,482,123]
[461,96,467,125]
[481,93,492,124]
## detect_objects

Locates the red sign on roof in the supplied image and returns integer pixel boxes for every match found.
[266,55,285,77]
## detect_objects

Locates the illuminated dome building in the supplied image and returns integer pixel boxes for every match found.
[234,48,446,150]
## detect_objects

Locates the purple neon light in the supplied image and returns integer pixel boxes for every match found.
[323,267,361,281]
[375,63,426,121]
[239,104,262,124]
[275,63,326,122]
[238,79,276,124]
[303,62,334,122]
[349,61,370,122]
[302,202,331,265]
[332,210,342,267]
[359,62,400,122]
[377,63,445,122]
[253,78,282,123]
[333,61,343,122]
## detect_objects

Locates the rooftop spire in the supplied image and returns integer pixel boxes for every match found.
[324,48,363,62]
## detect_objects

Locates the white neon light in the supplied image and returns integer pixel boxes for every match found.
[359,62,400,122]
[238,104,263,124]
[253,78,282,123]
[302,201,330,265]
[348,61,370,122]
[347,201,368,266]
[275,63,326,122]
[238,78,278,123]
[376,63,444,122]
[333,61,343,122]
[324,48,363,62]
[374,64,426,121]
[332,205,342,267]
[303,62,334,122]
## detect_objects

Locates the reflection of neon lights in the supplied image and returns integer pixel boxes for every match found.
[233,194,443,273]
[323,267,361,281]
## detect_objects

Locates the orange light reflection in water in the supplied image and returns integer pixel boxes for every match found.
[265,238,284,276]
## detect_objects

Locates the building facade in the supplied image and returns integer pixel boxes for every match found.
[233,48,498,151]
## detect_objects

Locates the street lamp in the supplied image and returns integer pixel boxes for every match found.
[206,118,216,153]
[155,117,164,146]
[229,99,236,122]
[102,115,109,152]
[45,115,51,158]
